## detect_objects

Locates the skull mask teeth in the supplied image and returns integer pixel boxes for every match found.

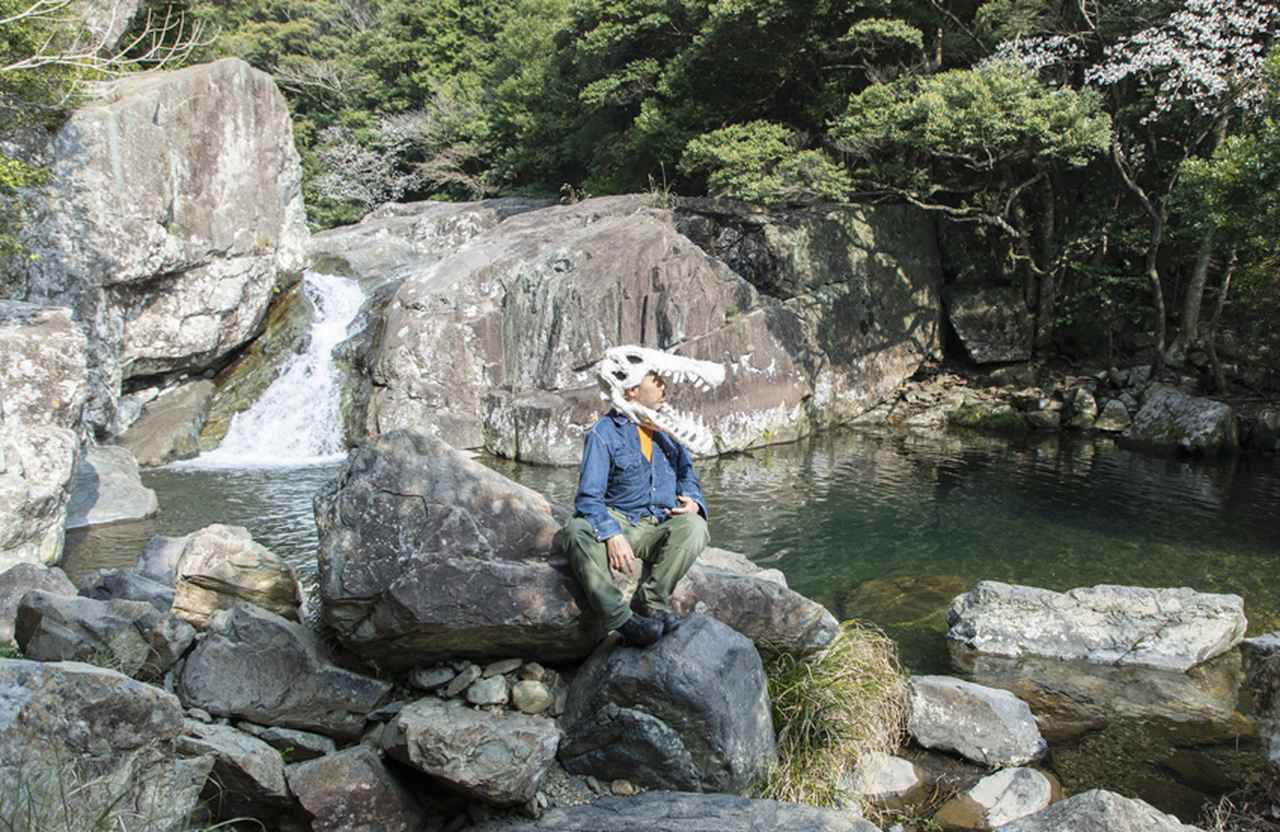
[594,345,725,454]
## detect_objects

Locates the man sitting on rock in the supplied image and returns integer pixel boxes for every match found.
[561,346,724,647]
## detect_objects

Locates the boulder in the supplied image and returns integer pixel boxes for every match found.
[171,524,300,628]
[0,658,208,831]
[1094,399,1132,432]
[315,430,594,667]
[117,380,215,467]
[382,697,560,806]
[235,722,336,762]
[287,745,429,832]
[945,286,1032,364]
[12,58,307,433]
[841,752,925,807]
[177,604,392,739]
[0,562,75,644]
[175,720,293,821]
[74,0,143,53]
[512,680,553,714]
[1065,386,1099,430]
[947,580,1247,671]
[906,675,1046,767]
[0,424,78,570]
[309,196,550,282]
[933,767,1057,830]
[64,444,158,528]
[1242,632,1280,721]
[78,567,174,611]
[997,789,1201,832]
[473,791,881,832]
[15,590,195,680]
[559,614,775,793]
[199,280,313,451]
[1122,384,1238,454]
[0,302,90,431]
[672,565,839,655]
[467,674,509,706]
[364,195,939,458]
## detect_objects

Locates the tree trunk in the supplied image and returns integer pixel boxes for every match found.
[1207,248,1238,393]
[1176,114,1231,350]
[1033,174,1057,353]
[1145,216,1167,375]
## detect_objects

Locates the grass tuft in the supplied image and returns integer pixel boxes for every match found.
[755,619,909,808]
[1201,767,1280,832]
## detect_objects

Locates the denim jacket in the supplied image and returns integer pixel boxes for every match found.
[573,410,708,541]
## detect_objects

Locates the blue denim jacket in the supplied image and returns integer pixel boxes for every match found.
[574,410,708,541]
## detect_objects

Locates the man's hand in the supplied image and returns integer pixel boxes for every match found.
[668,495,699,516]
[606,534,636,576]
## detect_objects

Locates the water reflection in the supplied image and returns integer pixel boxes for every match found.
[62,429,1280,671]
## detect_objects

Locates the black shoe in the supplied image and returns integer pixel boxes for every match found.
[646,609,687,636]
[616,614,663,647]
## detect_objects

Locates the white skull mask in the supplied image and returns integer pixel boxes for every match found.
[594,345,725,454]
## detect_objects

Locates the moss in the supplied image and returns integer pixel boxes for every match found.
[949,403,1029,434]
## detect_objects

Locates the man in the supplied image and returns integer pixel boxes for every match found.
[561,363,714,647]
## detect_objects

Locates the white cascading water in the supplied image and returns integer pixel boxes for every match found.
[185,271,365,467]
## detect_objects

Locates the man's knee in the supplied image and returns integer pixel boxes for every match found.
[562,517,604,553]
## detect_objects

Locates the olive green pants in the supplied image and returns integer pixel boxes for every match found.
[561,510,709,630]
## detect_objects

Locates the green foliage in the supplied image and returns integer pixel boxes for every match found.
[680,121,851,204]
[755,620,907,807]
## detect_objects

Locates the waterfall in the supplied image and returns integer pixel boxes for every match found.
[184,271,364,467]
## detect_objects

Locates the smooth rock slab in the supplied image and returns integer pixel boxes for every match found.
[178,604,391,739]
[382,696,560,806]
[560,614,775,794]
[175,720,292,820]
[907,675,1046,767]
[0,562,75,644]
[947,580,1247,671]
[287,744,428,832]
[933,767,1056,830]
[997,789,1201,832]
[64,445,158,529]
[474,791,882,832]
[172,524,300,628]
[15,590,195,680]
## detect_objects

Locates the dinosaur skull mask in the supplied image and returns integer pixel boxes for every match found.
[594,345,725,454]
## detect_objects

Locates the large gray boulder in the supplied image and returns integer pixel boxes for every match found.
[65,444,158,528]
[0,423,79,570]
[175,720,294,822]
[947,580,1247,671]
[906,675,1047,767]
[15,590,195,679]
[474,792,881,832]
[997,789,1201,832]
[944,285,1032,364]
[1123,384,1238,454]
[177,604,391,739]
[363,195,939,458]
[672,565,838,655]
[0,301,89,431]
[11,58,307,432]
[117,380,216,466]
[315,430,595,667]
[0,659,210,831]
[382,697,560,806]
[286,745,429,832]
[171,524,300,628]
[559,614,775,794]
[0,562,75,644]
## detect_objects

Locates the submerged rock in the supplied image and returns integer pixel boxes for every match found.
[1123,384,1238,454]
[383,697,560,806]
[560,614,775,794]
[947,580,1247,671]
[178,604,391,739]
[906,675,1046,767]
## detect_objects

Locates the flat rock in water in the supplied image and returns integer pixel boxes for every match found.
[0,563,75,644]
[996,789,1201,832]
[907,675,1046,767]
[947,580,1247,671]
[559,614,775,794]
[178,604,391,740]
[15,590,194,680]
[474,791,881,831]
[382,696,560,806]
[64,445,157,529]
[287,744,429,832]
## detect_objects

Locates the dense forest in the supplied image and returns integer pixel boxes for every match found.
[3,0,1278,371]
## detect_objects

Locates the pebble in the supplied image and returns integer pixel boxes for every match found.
[466,674,509,706]
[409,665,456,691]
[511,680,552,714]
[519,662,547,682]
[483,658,523,678]
[611,779,638,797]
[445,663,481,697]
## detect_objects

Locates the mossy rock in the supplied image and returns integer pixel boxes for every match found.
[949,402,1029,434]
